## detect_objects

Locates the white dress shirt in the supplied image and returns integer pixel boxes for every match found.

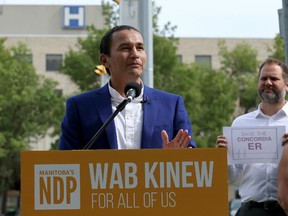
[108,83,144,149]
[228,102,288,202]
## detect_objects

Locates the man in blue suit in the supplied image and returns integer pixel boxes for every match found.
[59,25,196,150]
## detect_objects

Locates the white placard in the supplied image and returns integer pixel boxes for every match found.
[223,126,285,164]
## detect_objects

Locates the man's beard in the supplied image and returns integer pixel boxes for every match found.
[258,88,286,104]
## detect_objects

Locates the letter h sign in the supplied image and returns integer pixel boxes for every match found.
[63,6,85,29]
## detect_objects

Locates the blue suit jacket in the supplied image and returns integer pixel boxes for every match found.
[59,84,196,149]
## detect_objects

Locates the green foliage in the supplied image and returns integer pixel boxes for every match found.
[269,33,285,62]
[188,66,238,147]
[153,35,179,90]
[238,74,260,112]
[218,40,260,113]
[155,62,238,147]
[60,26,108,91]
[101,0,119,27]
[61,50,97,91]
[152,36,238,147]
[0,39,65,191]
[218,40,259,78]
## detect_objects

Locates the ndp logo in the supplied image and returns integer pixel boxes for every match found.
[34,164,80,210]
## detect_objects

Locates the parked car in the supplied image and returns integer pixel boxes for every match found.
[229,199,241,216]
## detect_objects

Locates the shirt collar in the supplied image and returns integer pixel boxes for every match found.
[256,101,288,118]
[108,80,144,103]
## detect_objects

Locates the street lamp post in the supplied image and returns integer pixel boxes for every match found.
[282,0,288,65]
[119,0,154,88]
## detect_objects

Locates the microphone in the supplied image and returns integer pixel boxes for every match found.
[124,82,141,102]
[82,82,142,149]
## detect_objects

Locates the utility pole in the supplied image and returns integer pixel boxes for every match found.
[282,0,288,64]
[119,0,154,88]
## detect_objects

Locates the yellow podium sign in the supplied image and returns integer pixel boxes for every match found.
[21,148,228,216]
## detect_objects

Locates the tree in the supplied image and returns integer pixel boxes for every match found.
[0,39,65,214]
[153,35,179,90]
[269,33,285,62]
[101,0,119,27]
[155,60,238,147]
[218,40,260,113]
[60,26,109,92]
[238,74,260,113]
[218,40,259,77]
[151,27,239,147]
[186,65,238,147]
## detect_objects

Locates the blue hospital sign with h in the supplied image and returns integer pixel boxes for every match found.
[63,6,85,29]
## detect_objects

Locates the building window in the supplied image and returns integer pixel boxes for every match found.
[46,54,63,71]
[177,54,183,64]
[195,55,212,68]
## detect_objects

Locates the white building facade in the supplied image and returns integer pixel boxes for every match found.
[1,4,105,95]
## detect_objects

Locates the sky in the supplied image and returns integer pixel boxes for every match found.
[1,0,283,38]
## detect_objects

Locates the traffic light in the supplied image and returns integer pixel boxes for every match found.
[94,65,107,76]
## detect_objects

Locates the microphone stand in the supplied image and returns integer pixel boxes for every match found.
[82,98,131,150]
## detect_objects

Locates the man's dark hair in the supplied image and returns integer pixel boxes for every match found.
[259,58,288,82]
[99,25,140,56]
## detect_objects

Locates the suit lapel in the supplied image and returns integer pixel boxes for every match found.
[141,87,158,148]
[96,84,118,149]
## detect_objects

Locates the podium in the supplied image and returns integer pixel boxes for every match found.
[21,148,228,216]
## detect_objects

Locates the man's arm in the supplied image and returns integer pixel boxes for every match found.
[278,144,288,214]
[59,97,83,150]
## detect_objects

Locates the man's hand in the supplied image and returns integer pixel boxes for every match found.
[278,144,288,214]
[216,135,228,148]
[282,133,288,146]
[162,129,191,149]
